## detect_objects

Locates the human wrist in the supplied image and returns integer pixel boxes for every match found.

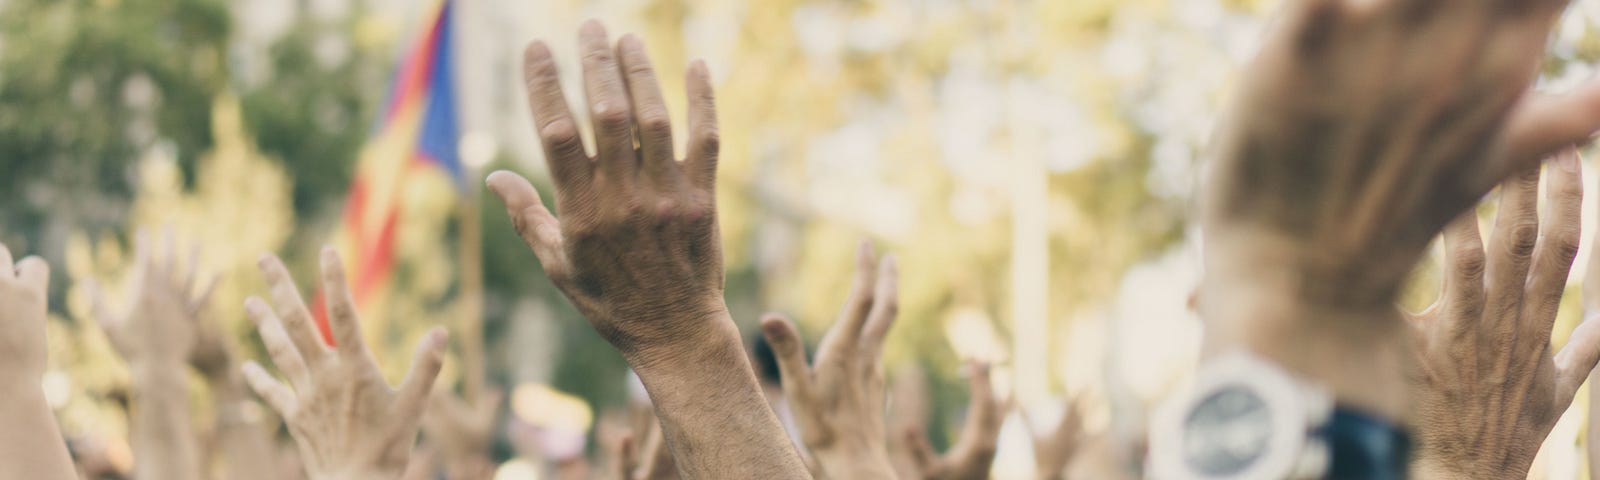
[1202,232,1411,420]
[614,302,739,375]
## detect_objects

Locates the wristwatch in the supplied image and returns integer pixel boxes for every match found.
[1148,351,1410,480]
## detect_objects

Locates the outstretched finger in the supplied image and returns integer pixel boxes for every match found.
[962,362,1002,437]
[319,248,370,356]
[577,21,639,184]
[247,297,312,391]
[1555,315,1600,401]
[760,314,814,400]
[683,60,720,192]
[616,35,679,188]
[1440,210,1486,333]
[241,361,298,418]
[1482,168,1542,344]
[257,254,331,362]
[396,327,450,417]
[816,241,879,362]
[1521,150,1584,352]
[486,171,570,279]
[1495,82,1600,188]
[860,254,900,363]
[522,41,593,189]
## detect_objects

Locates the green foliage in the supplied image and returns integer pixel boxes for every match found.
[0,0,230,238]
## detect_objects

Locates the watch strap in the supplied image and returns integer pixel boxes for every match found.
[1317,407,1410,480]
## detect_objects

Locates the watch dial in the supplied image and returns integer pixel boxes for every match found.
[1182,387,1273,476]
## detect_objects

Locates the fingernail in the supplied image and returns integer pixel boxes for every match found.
[257,253,273,268]
[430,328,450,348]
[760,318,786,339]
[321,246,337,264]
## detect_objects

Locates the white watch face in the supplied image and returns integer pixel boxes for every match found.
[1183,386,1275,476]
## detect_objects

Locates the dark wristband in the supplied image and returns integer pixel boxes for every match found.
[1317,408,1410,480]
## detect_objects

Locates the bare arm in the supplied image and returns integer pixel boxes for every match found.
[0,245,75,480]
[90,231,205,480]
[488,21,807,479]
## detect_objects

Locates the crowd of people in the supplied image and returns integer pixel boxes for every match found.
[10,0,1600,477]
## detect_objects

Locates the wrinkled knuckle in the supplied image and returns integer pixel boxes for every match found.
[638,110,672,134]
[593,102,633,130]
[694,127,720,152]
[1551,235,1582,264]
[542,119,583,149]
[1505,224,1539,258]
[1453,249,1486,281]
[330,303,357,322]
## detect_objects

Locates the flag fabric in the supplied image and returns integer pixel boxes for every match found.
[315,0,463,344]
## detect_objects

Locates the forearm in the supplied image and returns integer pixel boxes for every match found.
[628,313,811,479]
[208,371,281,480]
[0,381,75,480]
[131,363,203,480]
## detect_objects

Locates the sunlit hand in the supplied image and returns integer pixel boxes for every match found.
[421,388,502,480]
[489,21,808,478]
[0,243,77,480]
[486,26,724,363]
[1027,398,1084,480]
[241,249,447,480]
[902,363,1004,480]
[89,230,215,369]
[760,242,899,479]
[1407,150,1600,479]
[1200,0,1600,419]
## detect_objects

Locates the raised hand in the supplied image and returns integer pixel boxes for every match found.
[1407,150,1600,478]
[0,243,75,480]
[241,249,447,480]
[1200,0,1600,420]
[759,242,899,479]
[488,21,808,478]
[1027,398,1084,480]
[421,388,503,480]
[902,363,1004,480]
[89,229,214,369]
[87,230,211,480]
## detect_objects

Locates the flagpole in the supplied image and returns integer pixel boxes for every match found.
[458,132,496,403]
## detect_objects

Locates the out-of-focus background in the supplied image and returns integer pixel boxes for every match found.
[7,0,1600,478]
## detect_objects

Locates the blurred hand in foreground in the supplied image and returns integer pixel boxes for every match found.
[1200,0,1600,420]
[761,241,899,479]
[488,20,807,479]
[241,249,446,480]
[1408,151,1600,478]
[0,243,75,480]
[88,229,211,480]
[901,363,1005,480]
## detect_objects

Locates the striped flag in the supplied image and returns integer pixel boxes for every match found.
[316,0,463,344]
